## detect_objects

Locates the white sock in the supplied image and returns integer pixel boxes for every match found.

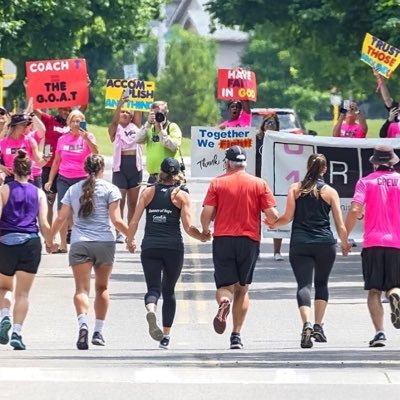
[13,324,22,335]
[77,314,88,329]
[376,330,385,335]
[0,308,10,319]
[94,319,104,333]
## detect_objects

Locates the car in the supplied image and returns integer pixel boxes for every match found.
[251,108,317,135]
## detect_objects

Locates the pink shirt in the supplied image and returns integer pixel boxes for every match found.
[222,110,252,127]
[338,122,366,138]
[387,122,400,138]
[353,170,400,248]
[26,131,42,177]
[0,135,34,170]
[56,132,95,179]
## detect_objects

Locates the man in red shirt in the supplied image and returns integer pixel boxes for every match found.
[201,145,278,349]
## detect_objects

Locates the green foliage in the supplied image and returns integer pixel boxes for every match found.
[156,26,221,136]
[137,36,158,80]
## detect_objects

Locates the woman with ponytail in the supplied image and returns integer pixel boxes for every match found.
[268,153,348,349]
[0,150,51,350]
[48,154,128,350]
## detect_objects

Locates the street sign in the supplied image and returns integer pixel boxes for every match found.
[0,58,17,107]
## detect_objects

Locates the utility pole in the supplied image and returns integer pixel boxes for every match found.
[157,4,167,78]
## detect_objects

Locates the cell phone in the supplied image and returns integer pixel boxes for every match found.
[343,100,350,111]
[79,121,87,131]
[44,144,51,157]
[123,89,130,98]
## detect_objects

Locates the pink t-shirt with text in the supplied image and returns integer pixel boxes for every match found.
[387,122,400,138]
[352,170,400,248]
[56,132,95,179]
[222,110,252,127]
[338,122,366,138]
[0,135,34,170]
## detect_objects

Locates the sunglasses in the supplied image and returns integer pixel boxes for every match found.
[264,120,277,126]
[0,110,6,116]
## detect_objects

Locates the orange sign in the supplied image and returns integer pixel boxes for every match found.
[217,69,257,102]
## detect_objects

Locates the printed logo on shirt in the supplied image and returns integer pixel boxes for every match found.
[63,144,84,152]
[124,130,135,137]
[377,177,399,186]
[6,146,26,155]
[54,126,70,134]
[152,215,167,223]
[341,130,357,138]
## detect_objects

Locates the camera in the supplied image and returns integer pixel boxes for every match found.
[152,135,160,142]
[180,162,186,172]
[155,112,166,123]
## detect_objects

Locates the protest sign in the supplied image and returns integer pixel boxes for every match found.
[191,126,256,177]
[105,79,155,111]
[262,132,400,239]
[26,59,88,109]
[361,33,400,78]
[217,69,257,101]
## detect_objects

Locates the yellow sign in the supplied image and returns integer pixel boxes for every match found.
[104,79,155,111]
[361,33,400,78]
[0,58,17,107]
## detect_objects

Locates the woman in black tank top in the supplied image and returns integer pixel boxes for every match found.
[126,157,210,349]
[267,154,348,349]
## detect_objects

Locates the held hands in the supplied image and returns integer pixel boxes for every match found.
[200,229,212,242]
[340,242,352,257]
[126,239,136,253]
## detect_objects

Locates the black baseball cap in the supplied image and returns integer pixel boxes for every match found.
[225,145,247,162]
[10,113,32,127]
[160,157,181,175]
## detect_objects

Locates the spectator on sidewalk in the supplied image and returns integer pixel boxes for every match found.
[108,92,143,243]
[201,145,278,350]
[126,157,208,349]
[332,101,368,138]
[219,100,252,129]
[0,150,51,350]
[345,145,400,348]
[268,153,348,348]
[48,154,129,350]
[135,101,182,184]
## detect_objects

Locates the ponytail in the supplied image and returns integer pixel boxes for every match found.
[299,154,327,198]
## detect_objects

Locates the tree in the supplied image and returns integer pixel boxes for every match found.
[156,26,221,137]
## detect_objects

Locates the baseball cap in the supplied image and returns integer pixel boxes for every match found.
[160,157,181,175]
[225,145,247,162]
[10,113,32,127]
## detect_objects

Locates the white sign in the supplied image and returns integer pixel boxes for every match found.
[191,126,256,177]
[261,132,400,239]
[1,59,17,87]
[123,64,138,79]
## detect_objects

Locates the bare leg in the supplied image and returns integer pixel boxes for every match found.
[72,262,92,316]
[126,186,140,223]
[314,299,328,325]
[274,238,282,254]
[299,305,311,324]
[0,274,13,311]
[46,193,56,226]
[216,285,234,304]
[119,189,127,222]
[368,289,384,331]
[232,283,249,333]
[13,271,36,325]
[94,265,113,321]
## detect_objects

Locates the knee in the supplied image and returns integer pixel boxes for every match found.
[234,284,248,298]
[95,284,108,295]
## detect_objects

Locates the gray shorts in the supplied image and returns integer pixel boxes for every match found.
[69,241,116,267]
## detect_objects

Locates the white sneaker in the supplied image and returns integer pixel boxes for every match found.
[115,232,125,244]
[274,253,284,261]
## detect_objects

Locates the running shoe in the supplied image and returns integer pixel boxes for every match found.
[230,333,243,350]
[213,299,231,334]
[0,316,11,345]
[274,253,284,261]
[389,293,400,329]
[300,322,313,348]
[115,232,125,244]
[76,325,89,350]
[91,331,105,346]
[159,336,170,349]
[369,332,386,347]
[10,332,26,350]
[146,311,164,341]
[313,323,327,343]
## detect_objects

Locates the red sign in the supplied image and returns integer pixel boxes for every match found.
[26,59,88,109]
[217,69,257,102]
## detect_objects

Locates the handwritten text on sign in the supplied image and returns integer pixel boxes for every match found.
[217,69,257,102]
[360,33,400,78]
[105,79,155,111]
[191,126,256,177]
[25,59,88,109]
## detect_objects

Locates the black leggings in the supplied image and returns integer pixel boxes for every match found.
[141,248,184,328]
[289,243,336,308]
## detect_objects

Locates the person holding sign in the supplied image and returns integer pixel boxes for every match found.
[268,154,348,349]
[345,145,400,348]
[126,158,208,349]
[108,92,143,243]
[201,146,278,350]
[44,110,98,253]
[136,101,182,184]
[219,100,251,129]
[332,101,368,138]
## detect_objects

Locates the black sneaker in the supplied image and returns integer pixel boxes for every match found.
[10,332,26,350]
[91,331,105,346]
[300,322,313,348]
[313,323,327,343]
[76,325,89,350]
[230,333,243,350]
[0,316,11,345]
[369,332,387,347]
[389,293,400,329]
[159,336,170,349]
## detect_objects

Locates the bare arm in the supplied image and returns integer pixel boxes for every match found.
[108,200,129,237]
[108,94,126,142]
[200,205,215,235]
[357,112,368,135]
[242,100,250,114]
[81,131,99,154]
[32,116,46,139]
[268,185,297,227]
[49,204,72,246]
[37,189,51,243]
[345,201,364,239]
[375,70,393,108]
[30,139,48,167]
[44,153,61,192]
[328,188,348,250]
[332,113,345,137]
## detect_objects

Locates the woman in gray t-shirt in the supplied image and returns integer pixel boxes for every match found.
[48,154,129,350]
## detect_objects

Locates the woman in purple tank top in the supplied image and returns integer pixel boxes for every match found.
[0,150,51,350]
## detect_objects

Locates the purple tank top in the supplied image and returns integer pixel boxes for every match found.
[0,181,39,233]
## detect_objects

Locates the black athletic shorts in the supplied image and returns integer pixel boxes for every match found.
[112,155,143,190]
[0,237,42,276]
[212,236,259,288]
[42,166,58,194]
[362,246,400,291]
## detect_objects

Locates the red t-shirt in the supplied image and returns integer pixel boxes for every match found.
[203,170,276,242]
[41,112,70,166]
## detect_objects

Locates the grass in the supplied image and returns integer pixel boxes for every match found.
[90,118,387,156]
